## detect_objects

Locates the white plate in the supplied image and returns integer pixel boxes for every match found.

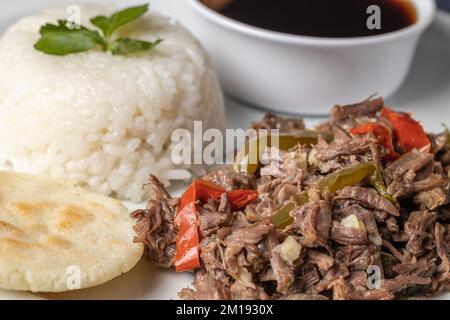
[0,0,449,300]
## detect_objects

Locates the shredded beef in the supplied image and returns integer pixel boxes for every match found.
[131,175,178,268]
[179,271,231,300]
[430,132,449,154]
[281,293,329,300]
[289,195,332,246]
[251,113,305,133]
[435,223,450,285]
[315,135,375,161]
[384,150,434,184]
[204,166,256,190]
[330,96,384,124]
[330,220,368,245]
[266,231,296,293]
[335,186,399,217]
[133,99,450,300]
[414,187,448,210]
[404,211,437,256]
[306,250,334,274]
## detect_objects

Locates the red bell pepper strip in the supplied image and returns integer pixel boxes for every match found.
[174,202,200,272]
[227,189,259,210]
[174,180,259,272]
[174,181,207,272]
[350,122,399,160]
[176,180,224,213]
[381,108,431,153]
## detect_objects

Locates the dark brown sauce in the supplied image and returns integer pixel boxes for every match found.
[205,0,417,38]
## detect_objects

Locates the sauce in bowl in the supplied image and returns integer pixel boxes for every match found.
[203,0,417,38]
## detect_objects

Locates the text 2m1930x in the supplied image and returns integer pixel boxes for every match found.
[220,304,274,316]
[176,304,274,317]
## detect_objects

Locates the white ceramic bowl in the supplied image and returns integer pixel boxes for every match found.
[186,0,436,115]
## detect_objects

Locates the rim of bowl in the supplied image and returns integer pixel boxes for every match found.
[186,0,436,46]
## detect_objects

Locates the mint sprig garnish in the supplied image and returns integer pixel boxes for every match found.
[34,4,162,56]
[90,4,149,40]
[109,38,163,55]
[35,21,103,55]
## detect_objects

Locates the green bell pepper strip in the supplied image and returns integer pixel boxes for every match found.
[369,170,399,205]
[271,162,376,228]
[270,202,297,229]
[317,161,376,194]
[234,131,332,175]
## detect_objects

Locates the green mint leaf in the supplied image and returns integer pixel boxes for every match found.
[90,16,111,37]
[34,4,160,56]
[40,20,98,36]
[39,21,66,35]
[35,22,103,56]
[109,37,162,55]
[91,4,149,38]
[108,4,149,33]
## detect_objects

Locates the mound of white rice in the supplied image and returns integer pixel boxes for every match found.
[0,5,224,201]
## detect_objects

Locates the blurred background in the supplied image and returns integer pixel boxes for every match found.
[438,0,450,11]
